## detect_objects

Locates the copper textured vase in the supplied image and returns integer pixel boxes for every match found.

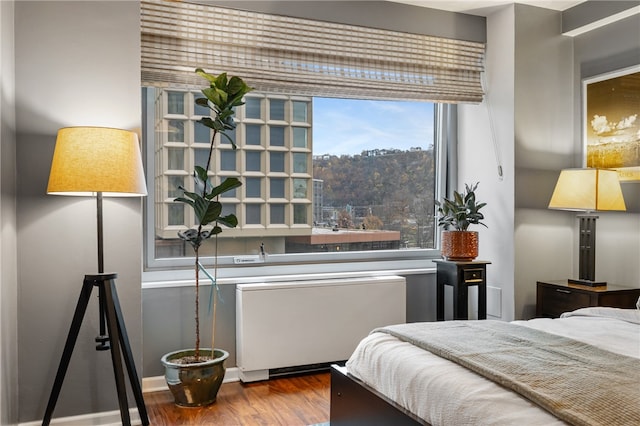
[161,348,228,407]
[441,230,478,261]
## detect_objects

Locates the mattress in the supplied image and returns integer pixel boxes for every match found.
[345,307,640,426]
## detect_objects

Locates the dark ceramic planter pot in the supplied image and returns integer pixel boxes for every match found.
[161,348,229,407]
[441,230,479,261]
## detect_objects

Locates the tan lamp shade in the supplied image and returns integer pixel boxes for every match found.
[548,168,626,212]
[47,127,147,196]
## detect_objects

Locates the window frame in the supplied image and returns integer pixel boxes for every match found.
[142,88,449,277]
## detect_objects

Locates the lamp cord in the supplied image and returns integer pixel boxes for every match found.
[481,56,504,181]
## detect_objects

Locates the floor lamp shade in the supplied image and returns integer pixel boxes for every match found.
[47,127,147,196]
[548,168,626,286]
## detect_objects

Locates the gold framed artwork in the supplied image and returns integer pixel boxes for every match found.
[583,65,640,181]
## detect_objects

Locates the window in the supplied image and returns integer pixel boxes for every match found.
[270,178,286,199]
[220,150,236,171]
[145,88,437,263]
[140,0,485,269]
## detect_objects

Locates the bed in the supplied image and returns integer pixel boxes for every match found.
[330,306,640,425]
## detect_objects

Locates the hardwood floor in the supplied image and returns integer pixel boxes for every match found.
[144,372,330,425]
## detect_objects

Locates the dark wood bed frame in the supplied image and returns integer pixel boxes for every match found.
[330,365,429,425]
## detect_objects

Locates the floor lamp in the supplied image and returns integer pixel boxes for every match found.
[43,127,149,426]
[548,168,626,286]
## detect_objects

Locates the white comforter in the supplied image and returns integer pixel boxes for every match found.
[345,307,640,426]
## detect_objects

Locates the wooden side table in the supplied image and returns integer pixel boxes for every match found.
[536,280,640,318]
[435,260,491,321]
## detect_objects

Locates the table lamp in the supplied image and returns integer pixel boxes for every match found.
[548,168,626,286]
[43,127,149,426]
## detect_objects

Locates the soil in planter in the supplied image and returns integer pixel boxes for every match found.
[171,355,217,364]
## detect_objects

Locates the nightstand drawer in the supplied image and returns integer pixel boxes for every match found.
[536,280,640,318]
[542,287,590,317]
[463,268,484,283]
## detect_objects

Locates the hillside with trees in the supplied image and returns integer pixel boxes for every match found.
[313,147,436,248]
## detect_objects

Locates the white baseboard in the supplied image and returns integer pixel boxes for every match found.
[19,409,142,426]
[142,375,170,393]
[21,368,240,426]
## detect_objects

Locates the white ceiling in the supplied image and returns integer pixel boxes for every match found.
[390,1,585,16]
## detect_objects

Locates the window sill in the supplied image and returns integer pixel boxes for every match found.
[142,257,437,289]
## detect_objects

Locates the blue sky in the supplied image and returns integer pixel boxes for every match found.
[312,98,434,156]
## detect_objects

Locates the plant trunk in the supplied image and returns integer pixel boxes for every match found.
[194,246,200,360]
[207,128,220,354]
[211,279,217,352]
[211,234,218,352]
[195,129,217,360]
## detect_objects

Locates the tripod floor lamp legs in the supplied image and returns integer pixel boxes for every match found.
[42,274,149,426]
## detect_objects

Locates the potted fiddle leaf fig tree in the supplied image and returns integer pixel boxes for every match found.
[435,182,487,261]
[161,68,253,407]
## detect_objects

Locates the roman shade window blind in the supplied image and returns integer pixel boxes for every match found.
[141,0,485,103]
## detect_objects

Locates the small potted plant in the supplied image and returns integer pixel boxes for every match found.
[435,182,487,261]
[160,68,253,407]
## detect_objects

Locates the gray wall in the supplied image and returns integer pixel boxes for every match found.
[459,2,640,321]
[14,1,143,423]
[142,273,436,377]
[6,0,639,423]
[562,0,640,35]
[143,283,239,378]
[1,1,18,424]
[458,4,517,321]
[512,4,579,319]
[202,0,486,42]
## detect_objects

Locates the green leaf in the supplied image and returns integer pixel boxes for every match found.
[218,109,234,121]
[194,166,209,183]
[192,197,211,224]
[177,229,202,249]
[202,87,222,106]
[436,182,487,230]
[217,214,238,229]
[199,117,216,130]
[201,201,222,226]
[220,132,237,150]
[215,87,228,104]
[209,177,242,198]
[226,76,244,95]
[179,190,200,201]
[215,73,228,90]
[191,167,210,194]
[173,196,195,207]
[195,97,210,108]
[195,68,217,83]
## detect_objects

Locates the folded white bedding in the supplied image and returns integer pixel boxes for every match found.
[345,307,640,426]
[513,307,640,358]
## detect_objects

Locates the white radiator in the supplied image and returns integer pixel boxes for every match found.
[236,275,406,382]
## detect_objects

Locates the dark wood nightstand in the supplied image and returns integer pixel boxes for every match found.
[536,280,640,318]
[435,260,491,321]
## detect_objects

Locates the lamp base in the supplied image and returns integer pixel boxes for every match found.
[42,274,149,426]
[568,278,606,287]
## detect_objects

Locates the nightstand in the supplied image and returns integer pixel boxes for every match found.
[435,260,491,321]
[536,280,640,318]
